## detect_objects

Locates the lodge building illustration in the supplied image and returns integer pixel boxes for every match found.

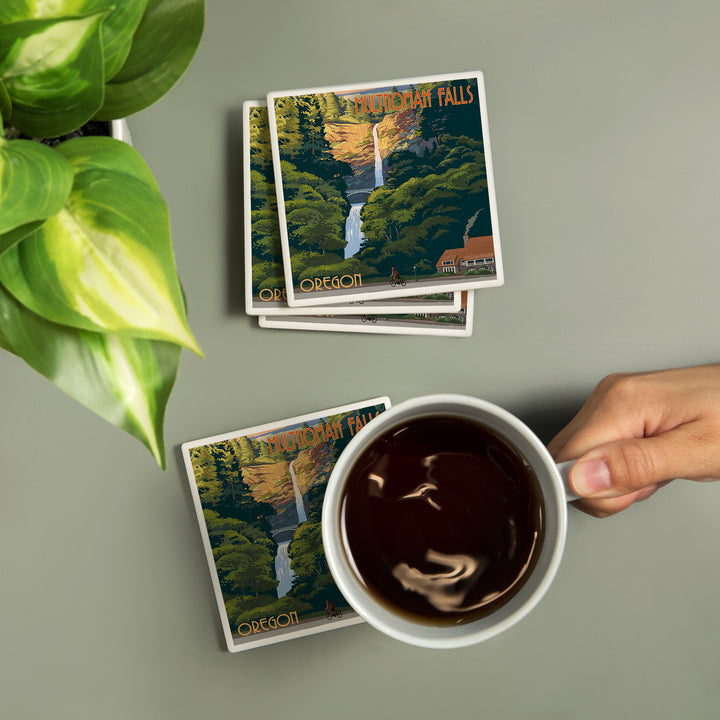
[435,235,496,275]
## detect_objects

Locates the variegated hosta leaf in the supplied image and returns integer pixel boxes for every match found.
[0,136,202,355]
[0,135,73,235]
[0,0,150,82]
[58,130,160,190]
[97,0,204,120]
[0,11,108,137]
[0,280,179,467]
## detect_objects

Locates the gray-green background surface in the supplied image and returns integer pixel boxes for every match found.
[3,1,719,718]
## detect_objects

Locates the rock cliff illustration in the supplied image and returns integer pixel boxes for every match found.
[241,441,333,532]
[324,108,435,203]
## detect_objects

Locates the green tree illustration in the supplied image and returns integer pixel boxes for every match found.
[204,510,276,600]
[323,91,342,120]
[273,96,303,159]
[356,134,490,277]
[190,445,223,506]
[248,107,283,293]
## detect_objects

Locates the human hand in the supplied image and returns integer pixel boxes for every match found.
[548,364,720,517]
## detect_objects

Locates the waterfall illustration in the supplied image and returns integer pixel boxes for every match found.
[275,541,295,598]
[288,460,307,524]
[274,459,306,598]
[372,123,384,187]
[344,123,384,259]
[344,204,366,259]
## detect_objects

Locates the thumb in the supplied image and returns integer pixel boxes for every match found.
[569,427,698,499]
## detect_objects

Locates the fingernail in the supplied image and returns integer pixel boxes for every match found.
[572,458,612,496]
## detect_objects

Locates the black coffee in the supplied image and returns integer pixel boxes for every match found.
[340,415,545,625]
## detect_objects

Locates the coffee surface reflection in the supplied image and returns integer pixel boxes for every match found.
[340,415,545,625]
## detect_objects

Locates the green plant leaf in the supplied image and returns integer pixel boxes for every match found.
[0,1,151,82]
[0,136,73,234]
[0,11,108,137]
[0,321,13,352]
[58,130,160,190]
[0,280,179,467]
[0,220,44,257]
[0,2,34,23]
[0,79,11,123]
[97,0,204,120]
[87,0,150,81]
[0,136,202,355]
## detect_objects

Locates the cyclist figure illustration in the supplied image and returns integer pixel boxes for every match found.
[389,267,406,287]
[325,600,342,620]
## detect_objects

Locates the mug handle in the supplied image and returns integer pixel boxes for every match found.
[556,460,581,502]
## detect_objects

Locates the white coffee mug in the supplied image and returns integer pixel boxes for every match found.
[322,394,577,649]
